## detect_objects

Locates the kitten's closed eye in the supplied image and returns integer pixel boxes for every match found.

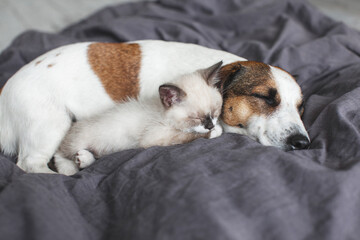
[189,116,202,123]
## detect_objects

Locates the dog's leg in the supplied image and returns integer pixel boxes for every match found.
[16,106,72,174]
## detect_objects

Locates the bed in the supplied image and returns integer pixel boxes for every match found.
[0,0,360,239]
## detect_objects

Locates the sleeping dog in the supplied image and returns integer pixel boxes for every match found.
[0,40,309,173]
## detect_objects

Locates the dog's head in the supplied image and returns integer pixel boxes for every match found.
[218,61,309,151]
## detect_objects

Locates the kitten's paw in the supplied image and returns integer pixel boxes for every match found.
[209,125,223,139]
[56,162,79,176]
[75,150,96,168]
[54,155,79,176]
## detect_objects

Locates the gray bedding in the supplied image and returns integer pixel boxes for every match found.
[1,0,360,239]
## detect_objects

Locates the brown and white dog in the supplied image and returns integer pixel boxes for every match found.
[0,40,309,173]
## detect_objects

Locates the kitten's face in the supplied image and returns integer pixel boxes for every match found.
[168,84,222,133]
[159,61,223,134]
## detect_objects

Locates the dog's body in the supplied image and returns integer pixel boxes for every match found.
[0,40,309,173]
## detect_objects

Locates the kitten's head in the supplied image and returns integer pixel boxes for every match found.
[159,61,223,134]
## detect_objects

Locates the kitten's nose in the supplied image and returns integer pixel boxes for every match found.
[203,117,214,130]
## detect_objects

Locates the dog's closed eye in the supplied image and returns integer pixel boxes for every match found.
[251,93,278,107]
[251,88,279,107]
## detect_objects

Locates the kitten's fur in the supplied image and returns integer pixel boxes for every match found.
[54,62,224,175]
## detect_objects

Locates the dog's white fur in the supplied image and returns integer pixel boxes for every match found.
[0,40,308,173]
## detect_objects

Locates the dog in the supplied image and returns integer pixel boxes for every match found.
[0,40,309,173]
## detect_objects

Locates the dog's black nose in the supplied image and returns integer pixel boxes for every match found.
[287,134,310,150]
[203,117,214,130]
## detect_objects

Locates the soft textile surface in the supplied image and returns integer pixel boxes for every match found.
[1,0,360,239]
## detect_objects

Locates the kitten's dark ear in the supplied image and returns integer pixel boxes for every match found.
[159,84,186,109]
[199,61,223,87]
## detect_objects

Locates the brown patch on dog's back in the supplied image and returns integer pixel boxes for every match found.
[88,43,141,102]
[219,61,280,127]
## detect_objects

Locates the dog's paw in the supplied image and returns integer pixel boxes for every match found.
[209,125,223,139]
[75,150,96,169]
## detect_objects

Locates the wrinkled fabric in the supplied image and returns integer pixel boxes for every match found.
[0,0,360,239]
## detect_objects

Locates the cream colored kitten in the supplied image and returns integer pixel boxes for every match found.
[54,62,223,175]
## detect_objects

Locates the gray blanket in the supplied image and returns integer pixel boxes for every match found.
[1,0,360,239]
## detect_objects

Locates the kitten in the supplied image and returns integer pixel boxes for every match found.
[54,61,224,175]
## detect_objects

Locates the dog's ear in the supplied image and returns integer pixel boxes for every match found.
[199,61,223,87]
[216,62,246,93]
[159,84,186,109]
